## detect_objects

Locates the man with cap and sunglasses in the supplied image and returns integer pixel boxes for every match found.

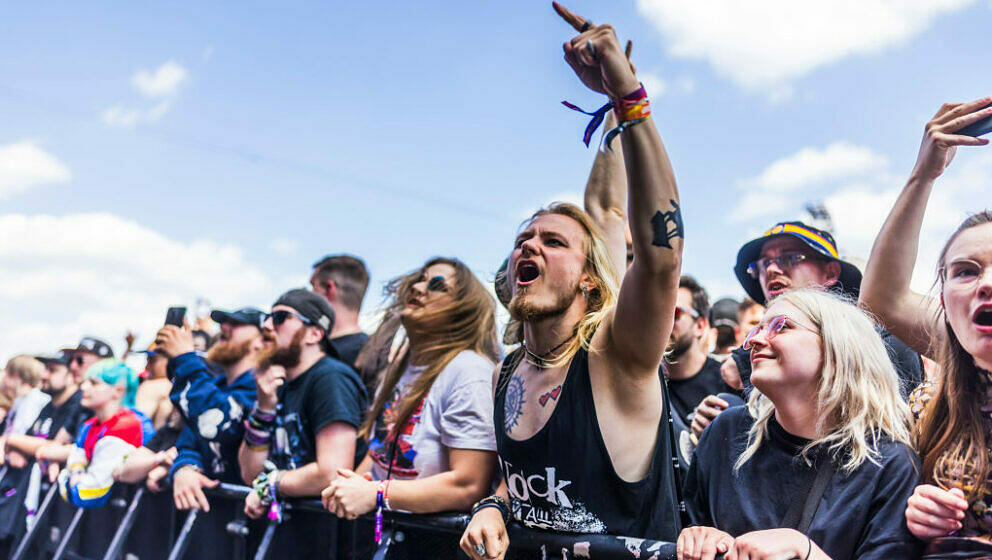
[690,221,924,439]
[151,307,265,560]
[154,308,264,496]
[67,337,114,385]
[238,289,368,559]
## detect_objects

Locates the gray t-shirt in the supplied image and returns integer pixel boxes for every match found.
[369,350,496,480]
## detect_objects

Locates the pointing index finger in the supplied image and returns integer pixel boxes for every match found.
[552,1,589,32]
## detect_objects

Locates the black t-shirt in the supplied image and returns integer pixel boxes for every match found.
[29,389,88,441]
[331,332,369,371]
[665,357,733,425]
[685,406,923,560]
[272,356,369,471]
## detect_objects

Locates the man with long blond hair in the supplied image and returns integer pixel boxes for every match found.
[461,5,685,558]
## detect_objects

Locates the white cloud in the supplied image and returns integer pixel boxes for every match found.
[132,60,189,98]
[742,142,888,193]
[103,61,188,128]
[0,141,71,200]
[0,213,276,361]
[635,0,976,94]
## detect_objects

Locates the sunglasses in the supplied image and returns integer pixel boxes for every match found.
[674,306,699,321]
[746,252,813,279]
[267,310,313,327]
[415,275,448,293]
[742,314,818,350]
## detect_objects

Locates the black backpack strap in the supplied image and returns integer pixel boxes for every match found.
[780,455,836,533]
[495,348,525,404]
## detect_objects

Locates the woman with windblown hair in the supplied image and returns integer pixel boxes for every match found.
[860,98,992,557]
[321,257,501,550]
[678,290,921,560]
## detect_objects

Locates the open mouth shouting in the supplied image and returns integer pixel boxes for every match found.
[973,303,992,333]
[515,260,540,287]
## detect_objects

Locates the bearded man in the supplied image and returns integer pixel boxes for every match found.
[461,5,685,559]
[238,289,368,559]
[153,307,266,559]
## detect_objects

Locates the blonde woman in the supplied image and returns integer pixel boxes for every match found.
[677,290,921,560]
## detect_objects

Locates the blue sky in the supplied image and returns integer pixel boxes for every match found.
[2,1,991,360]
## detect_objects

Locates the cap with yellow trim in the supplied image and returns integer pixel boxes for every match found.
[733,221,862,305]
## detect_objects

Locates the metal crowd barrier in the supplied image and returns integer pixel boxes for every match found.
[11,481,679,560]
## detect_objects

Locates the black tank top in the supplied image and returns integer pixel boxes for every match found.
[494,348,681,541]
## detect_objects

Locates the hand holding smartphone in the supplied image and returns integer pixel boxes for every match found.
[957,103,992,137]
[164,306,187,327]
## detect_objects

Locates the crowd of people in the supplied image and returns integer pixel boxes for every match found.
[2,4,992,560]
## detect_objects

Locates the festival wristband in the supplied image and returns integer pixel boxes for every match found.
[243,419,273,449]
[562,83,650,150]
[471,495,511,524]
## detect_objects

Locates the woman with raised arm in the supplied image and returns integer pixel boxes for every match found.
[860,98,992,555]
[321,257,501,556]
[678,290,921,560]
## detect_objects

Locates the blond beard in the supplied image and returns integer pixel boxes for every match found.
[508,285,576,323]
[207,337,255,367]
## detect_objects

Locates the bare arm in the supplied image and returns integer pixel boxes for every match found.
[277,421,357,497]
[382,449,496,513]
[5,433,55,457]
[557,6,682,378]
[583,110,628,277]
[114,446,170,483]
[238,440,269,484]
[861,98,991,357]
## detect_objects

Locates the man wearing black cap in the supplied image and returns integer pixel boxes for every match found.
[691,221,923,438]
[238,289,368,558]
[155,308,263,489]
[709,297,740,359]
[67,337,114,385]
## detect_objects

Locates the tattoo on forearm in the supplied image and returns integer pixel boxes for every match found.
[504,376,525,433]
[538,385,562,407]
[650,199,684,249]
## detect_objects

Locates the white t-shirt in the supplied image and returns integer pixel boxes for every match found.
[368,350,496,481]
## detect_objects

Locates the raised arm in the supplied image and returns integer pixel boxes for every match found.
[583,102,629,277]
[861,98,991,356]
[555,3,682,374]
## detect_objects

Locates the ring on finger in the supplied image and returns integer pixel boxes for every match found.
[474,543,487,557]
[580,20,592,32]
[586,39,597,59]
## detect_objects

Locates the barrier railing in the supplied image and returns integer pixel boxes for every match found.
[11,480,679,560]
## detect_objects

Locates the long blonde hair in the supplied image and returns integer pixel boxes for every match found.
[357,257,500,440]
[735,289,913,474]
[504,203,620,367]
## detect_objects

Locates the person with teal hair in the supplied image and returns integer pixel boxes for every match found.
[58,359,144,508]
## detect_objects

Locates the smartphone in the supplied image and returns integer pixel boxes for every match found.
[164,306,187,327]
[958,103,992,137]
